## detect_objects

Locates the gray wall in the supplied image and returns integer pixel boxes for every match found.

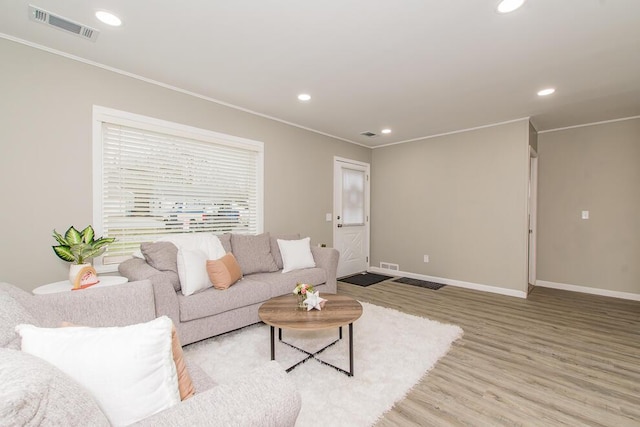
[537,118,640,295]
[0,39,371,290]
[5,36,634,298]
[370,120,531,293]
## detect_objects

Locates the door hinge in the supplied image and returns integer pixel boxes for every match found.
[366,256,369,262]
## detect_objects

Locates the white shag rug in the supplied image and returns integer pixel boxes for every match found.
[184,302,463,427]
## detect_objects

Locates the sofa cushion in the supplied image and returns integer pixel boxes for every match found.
[177,248,212,296]
[141,241,179,274]
[178,279,271,322]
[0,348,110,427]
[0,288,39,350]
[277,237,316,273]
[184,359,216,393]
[248,268,328,298]
[158,232,226,260]
[206,253,243,290]
[230,233,278,275]
[16,316,180,426]
[270,233,300,270]
[218,233,232,253]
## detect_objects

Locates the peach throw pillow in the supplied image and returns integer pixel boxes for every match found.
[206,252,243,289]
[171,324,195,400]
[60,321,195,401]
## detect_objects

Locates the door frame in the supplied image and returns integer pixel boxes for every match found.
[333,156,371,277]
[528,147,538,288]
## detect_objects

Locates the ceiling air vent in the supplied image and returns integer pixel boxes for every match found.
[28,5,99,42]
[360,131,378,138]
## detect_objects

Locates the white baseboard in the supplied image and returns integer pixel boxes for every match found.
[535,280,640,302]
[368,267,528,299]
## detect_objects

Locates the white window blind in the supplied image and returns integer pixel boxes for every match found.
[93,108,263,267]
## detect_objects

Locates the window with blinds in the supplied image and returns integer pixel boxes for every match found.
[93,106,264,268]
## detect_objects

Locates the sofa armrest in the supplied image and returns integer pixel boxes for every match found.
[32,280,156,327]
[148,273,180,329]
[118,258,163,282]
[311,246,339,293]
[120,258,181,328]
[132,361,301,427]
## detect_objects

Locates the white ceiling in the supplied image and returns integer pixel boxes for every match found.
[1,0,639,147]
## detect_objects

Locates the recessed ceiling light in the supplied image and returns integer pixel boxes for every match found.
[381,129,392,134]
[537,88,556,96]
[297,94,311,101]
[95,11,122,27]
[497,0,526,13]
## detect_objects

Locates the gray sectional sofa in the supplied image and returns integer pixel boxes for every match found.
[118,232,340,345]
[0,280,301,426]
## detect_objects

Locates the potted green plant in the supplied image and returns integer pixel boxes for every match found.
[52,225,115,283]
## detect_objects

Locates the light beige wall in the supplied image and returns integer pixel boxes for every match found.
[537,118,640,295]
[0,39,370,291]
[370,120,531,292]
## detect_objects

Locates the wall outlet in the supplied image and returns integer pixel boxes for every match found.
[423,255,429,263]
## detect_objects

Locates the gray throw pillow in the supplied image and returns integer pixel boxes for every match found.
[270,233,301,270]
[230,233,278,275]
[140,241,179,273]
[218,233,232,253]
[0,348,110,427]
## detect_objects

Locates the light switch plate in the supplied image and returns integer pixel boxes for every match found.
[325,213,332,222]
[581,210,589,219]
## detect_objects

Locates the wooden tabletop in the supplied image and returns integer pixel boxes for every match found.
[258,293,363,331]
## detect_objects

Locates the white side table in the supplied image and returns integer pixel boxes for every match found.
[33,276,129,295]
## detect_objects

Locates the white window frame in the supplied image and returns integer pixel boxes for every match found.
[92,105,264,272]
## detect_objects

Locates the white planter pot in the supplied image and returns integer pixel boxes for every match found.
[69,263,91,284]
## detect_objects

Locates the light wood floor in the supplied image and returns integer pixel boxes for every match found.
[337,280,640,426]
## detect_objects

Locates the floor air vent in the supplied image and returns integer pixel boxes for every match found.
[380,262,399,271]
[29,5,99,42]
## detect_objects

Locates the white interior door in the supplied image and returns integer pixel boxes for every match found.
[333,157,370,278]
[528,148,538,287]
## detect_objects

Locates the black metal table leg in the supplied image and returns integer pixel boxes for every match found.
[271,322,357,377]
[270,326,275,360]
[349,322,354,376]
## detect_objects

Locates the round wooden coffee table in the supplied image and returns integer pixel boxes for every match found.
[258,293,363,376]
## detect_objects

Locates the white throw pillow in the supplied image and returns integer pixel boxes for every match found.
[277,237,316,273]
[177,247,212,296]
[16,316,179,427]
[159,232,225,260]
